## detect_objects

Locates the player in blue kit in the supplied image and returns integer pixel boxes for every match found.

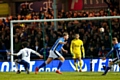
[35,32,69,74]
[102,37,120,75]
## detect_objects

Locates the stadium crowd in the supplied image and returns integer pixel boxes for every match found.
[0,0,120,60]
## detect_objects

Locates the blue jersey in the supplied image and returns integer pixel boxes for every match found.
[106,43,120,59]
[51,37,65,51]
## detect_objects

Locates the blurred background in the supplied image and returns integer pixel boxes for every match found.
[0,0,120,61]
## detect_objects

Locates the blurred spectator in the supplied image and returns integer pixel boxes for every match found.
[31,41,41,59]
[0,39,7,60]
[14,37,22,53]
[98,46,108,57]
[86,47,97,58]
[33,41,41,52]
[20,3,29,16]
[47,30,57,47]
[39,45,50,60]
[0,19,4,31]
[104,0,119,12]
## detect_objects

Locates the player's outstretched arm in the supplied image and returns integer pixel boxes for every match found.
[106,50,113,58]
[35,52,43,59]
[59,41,67,45]
[8,53,18,56]
[6,51,11,55]
[7,51,18,56]
[102,48,114,60]
[31,49,43,59]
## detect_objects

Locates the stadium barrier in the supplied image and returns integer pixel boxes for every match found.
[0,59,119,72]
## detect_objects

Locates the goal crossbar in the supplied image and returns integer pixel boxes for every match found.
[11,16,120,23]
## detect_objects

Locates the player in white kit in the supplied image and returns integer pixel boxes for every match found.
[9,42,43,74]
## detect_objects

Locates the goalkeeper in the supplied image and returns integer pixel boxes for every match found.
[70,34,85,72]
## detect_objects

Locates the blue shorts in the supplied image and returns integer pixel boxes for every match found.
[17,59,30,69]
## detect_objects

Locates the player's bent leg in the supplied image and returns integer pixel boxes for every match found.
[26,68,29,74]
[46,57,54,64]
[35,58,53,74]
[73,54,78,72]
[56,57,65,74]
[58,56,65,62]
[102,58,118,76]
[15,59,21,74]
[103,65,107,70]
[102,61,113,76]
[73,59,78,72]
[24,63,30,74]
[20,60,30,74]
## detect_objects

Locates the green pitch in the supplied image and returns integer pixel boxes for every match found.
[0,72,120,80]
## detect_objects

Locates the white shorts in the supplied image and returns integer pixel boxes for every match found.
[48,50,63,59]
[112,58,120,64]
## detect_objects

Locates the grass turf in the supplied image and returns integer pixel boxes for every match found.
[0,72,120,80]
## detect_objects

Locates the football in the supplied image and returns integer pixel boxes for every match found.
[99,27,104,32]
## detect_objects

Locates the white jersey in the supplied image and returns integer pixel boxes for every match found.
[16,48,39,63]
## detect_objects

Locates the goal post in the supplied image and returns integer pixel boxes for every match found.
[10,21,14,72]
[10,16,120,71]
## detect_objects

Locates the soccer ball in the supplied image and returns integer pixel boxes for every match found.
[99,27,104,32]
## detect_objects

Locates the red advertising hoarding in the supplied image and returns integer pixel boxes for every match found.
[69,0,107,11]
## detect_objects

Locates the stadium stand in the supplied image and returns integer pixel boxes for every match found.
[0,1,119,60]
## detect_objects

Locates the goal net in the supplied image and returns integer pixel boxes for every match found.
[10,16,120,71]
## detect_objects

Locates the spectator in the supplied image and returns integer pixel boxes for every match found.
[98,46,108,57]
[39,45,50,60]
[20,4,29,16]
[86,47,97,58]
[33,41,41,52]
[14,37,22,53]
